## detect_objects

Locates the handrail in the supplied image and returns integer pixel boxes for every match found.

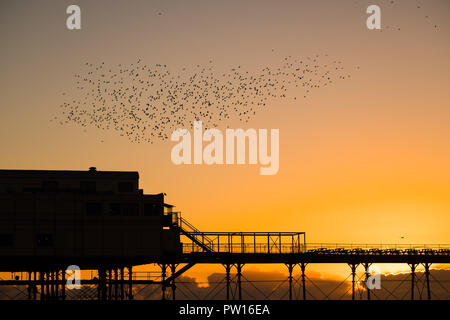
[304,243,450,250]
[181,243,450,254]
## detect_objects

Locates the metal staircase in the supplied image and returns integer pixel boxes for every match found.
[174,215,215,252]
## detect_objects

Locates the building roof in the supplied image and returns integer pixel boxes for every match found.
[0,168,139,180]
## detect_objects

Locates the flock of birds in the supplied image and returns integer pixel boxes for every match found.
[379,0,440,31]
[56,55,353,143]
[53,0,442,144]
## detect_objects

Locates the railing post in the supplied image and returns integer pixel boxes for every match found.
[230,233,233,253]
[279,233,281,253]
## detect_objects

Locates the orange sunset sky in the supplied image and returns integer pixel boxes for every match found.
[0,0,449,280]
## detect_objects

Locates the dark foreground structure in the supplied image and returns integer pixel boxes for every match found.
[0,168,449,300]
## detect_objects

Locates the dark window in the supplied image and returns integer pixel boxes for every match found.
[36,234,53,247]
[110,203,121,216]
[80,181,96,192]
[42,181,58,191]
[118,182,133,193]
[124,203,139,216]
[86,202,103,216]
[0,234,13,247]
[144,203,162,216]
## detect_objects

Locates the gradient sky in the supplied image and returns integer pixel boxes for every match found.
[1,0,449,281]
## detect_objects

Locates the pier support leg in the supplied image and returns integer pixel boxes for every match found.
[108,269,112,300]
[300,263,307,300]
[27,271,32,300]
[46,272,50,300]
[423,263,432,300]
[225,264,232,300]
[114,268,119,300]
[55,270,59,300]
[96,271,101,300]
[160,264,167,300]
[120,267,124,300]
[28,272,37,300]
[286,263,295,300]
[49,271,53,300]
[61,269,66,300]
[33,272,37,300]
[408,263,418,300]
[46,271,50,300]
[236,264,244,300]
[40,271,44,300]
[170,264,177,301]
[363,263,372,300]
[349,263,358,301]
[98,268,107,300]
[128,266,133,300]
